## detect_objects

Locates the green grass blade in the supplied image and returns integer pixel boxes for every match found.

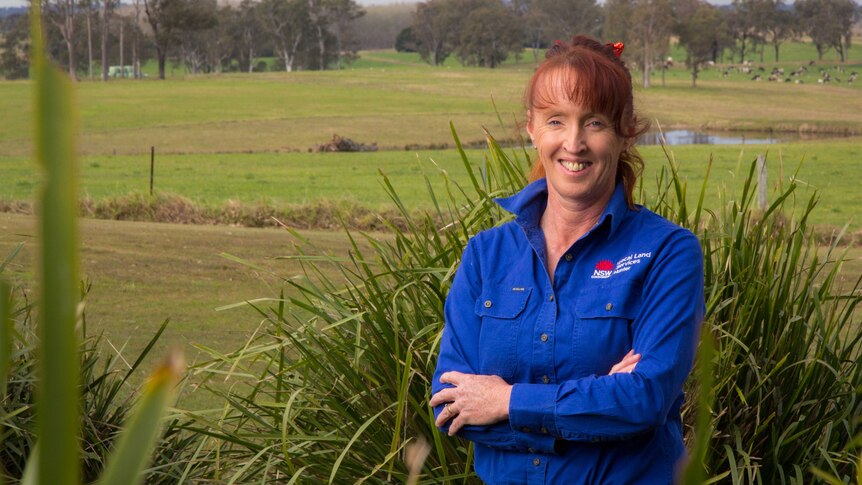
[0,243,24,275]
[0,280,11,400]
[21,444,39,485]
[99,350,184,485]
[680,333,715,484]
[30,4,81,485]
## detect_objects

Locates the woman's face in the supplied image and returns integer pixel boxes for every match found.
[527,74,629,212]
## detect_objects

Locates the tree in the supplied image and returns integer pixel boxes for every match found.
[101,0,117,81]
[454,0,522,68]
[630,0,673,88]
[674,0,730,87]
[411,0,459,66]
[753,0,794,62]
[326,0,364,69]
[227,0,264,73]
[143,0,217,79]
[0,12,29,79]
[394,26,417,52]
[42,0,78,80]
[524,0,603,63]
[259,0,309,72]
[728,0,758,62]
[795,0,858,62]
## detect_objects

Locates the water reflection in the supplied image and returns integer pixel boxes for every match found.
[638,130,780,146]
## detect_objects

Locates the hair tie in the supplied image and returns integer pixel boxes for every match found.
[606,42,624,57]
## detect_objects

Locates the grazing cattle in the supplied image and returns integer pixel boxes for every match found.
[752,74,762,81]
[794,79,804,84]
[808,60,816,66]
[848,72,858,83]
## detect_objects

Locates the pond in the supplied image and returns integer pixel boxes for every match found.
[637,129,852,146]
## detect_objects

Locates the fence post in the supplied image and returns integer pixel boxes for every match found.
[150,146,154,196]
[757,154,767,211]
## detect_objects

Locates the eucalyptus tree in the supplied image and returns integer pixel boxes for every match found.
[795,0,858,61]
[752,0,794,62]
[100,0,116,81]
[521,0,602,63]
[0,11,29,79]
[41,0,78,80]
[411,0,459,65]
[231,0,263,72]
[259,0,309,72]
[143,0,217,79]
[674,0,731,87]
[604,0,672,88]
[630,0,673,88]
[327,0,364,69]
[728,0,758,62]
[454,0,522,67]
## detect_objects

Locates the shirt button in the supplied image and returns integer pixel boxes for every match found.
[540,426,548,434]
[549,295,554,302]
[533,458,541,466]
[565,253,573,261]
[528,447,535,453]
[540,333,549,342]
[542,375,550,384]
[605,302,613,311]
[484,300,492,308]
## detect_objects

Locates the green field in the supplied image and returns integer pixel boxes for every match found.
[1,48,860,159]
[2,139,860,229]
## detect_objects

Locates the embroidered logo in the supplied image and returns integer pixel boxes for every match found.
[591,260,614,279]
[591,253,652,279]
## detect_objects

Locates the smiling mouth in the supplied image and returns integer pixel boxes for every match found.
[559,160,591,172]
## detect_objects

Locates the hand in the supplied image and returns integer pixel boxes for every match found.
[429,371,512,436]
[609,349,641,375]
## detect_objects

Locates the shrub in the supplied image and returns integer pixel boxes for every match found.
[189,130,861,483]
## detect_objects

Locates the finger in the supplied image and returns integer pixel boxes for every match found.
[610,353,640,375]
[439,371,465,386]
[448,415,465,436]
[434,405,453,428]
[429,389,456,407]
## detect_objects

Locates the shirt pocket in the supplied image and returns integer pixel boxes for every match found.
[473,286,532,380]
[574,284,641,376]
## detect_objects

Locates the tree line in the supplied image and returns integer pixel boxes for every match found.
[1,0,859,85]
[397,0,858,86]
[1,0,365,80]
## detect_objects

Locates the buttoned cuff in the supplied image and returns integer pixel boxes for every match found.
[509,383,558,438]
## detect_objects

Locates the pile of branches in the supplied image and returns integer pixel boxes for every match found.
[313,134,378,152]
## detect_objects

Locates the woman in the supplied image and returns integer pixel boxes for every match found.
[429,35,705,484]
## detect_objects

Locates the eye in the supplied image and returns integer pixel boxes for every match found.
[586,119,605,128]
[548,119,562,126]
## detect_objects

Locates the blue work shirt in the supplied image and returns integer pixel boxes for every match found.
[432,178,705,484]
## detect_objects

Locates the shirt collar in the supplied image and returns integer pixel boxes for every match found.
[495,178,630,237]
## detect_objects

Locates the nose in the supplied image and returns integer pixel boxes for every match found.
[563,126,585,153]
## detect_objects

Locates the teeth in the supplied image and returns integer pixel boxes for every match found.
[560,160,590,172]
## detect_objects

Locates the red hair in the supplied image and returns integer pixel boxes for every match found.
[525,35,649,208]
